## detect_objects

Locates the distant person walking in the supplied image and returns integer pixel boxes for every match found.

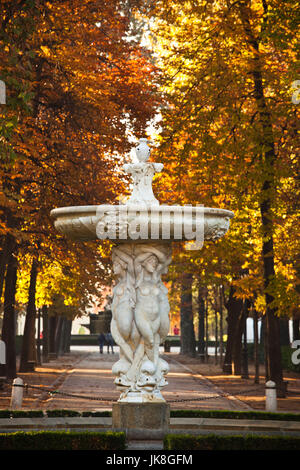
[173,325,180,335]
[106,332,114,354]
[98,333,106,354]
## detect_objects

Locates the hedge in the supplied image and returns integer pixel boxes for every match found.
[0,409,112,418]
[247,344,300,373]
[0,431,126,450]
[70,334,99,346]
[170,409,300,421]
[1,408,300,421]
[46,409,81,417]
[0,410,44,419]
[164,434,300,450]
[81,411,111,417]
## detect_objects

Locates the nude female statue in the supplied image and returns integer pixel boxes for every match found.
[132,244,172,388]
[134,244,172,345]
[111,244,139,386]
[111,242,172,396]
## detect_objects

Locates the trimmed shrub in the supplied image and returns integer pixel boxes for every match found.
[164,434,300,450]
[1,408,299,422]
[1,409,299,421]
[247,343,300,373]
[81,411,111,417]
[170,409,300,421]
[0,410,44,419]
[46,409,81,417]
[70,335,99,346]
[281,345,300,373]
[10,410,44,418]
[0,431,126,450]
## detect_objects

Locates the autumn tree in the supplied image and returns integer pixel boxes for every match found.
[0,0,160,375]
[145,0,299,391]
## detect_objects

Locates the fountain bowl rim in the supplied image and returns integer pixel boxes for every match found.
[50,204,234,219]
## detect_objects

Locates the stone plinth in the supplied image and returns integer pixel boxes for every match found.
[112,402,170,439]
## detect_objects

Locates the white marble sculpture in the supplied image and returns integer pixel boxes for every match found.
[109,139,173,401]
[123,138,163,207]
[111,242,172,402]
[50,137,234,403]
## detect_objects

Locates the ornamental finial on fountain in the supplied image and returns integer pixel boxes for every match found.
[123,137,163,206]
[135,138,151,163]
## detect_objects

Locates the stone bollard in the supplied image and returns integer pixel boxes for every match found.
[0,340,6,389]
[265,380,277,412]
[10,378,24,409]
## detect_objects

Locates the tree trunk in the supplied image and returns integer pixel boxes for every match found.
[261,316,269,379]
[1,243,18,379]
[19,257,38,372]
[292,319,300,341]
[214,309,218,365]
[180,272,196,357]
[219,285,224,366]
[36,308,41,365]
[223,285,243,374]
[231,294,244,376]
[0,234,14,303]
[197,287,205,362]
[42,305,49,362]
[55,316,64,356]
[49,315,58,357]
[223,296,234,374]
[253,308,260,384]
[266,312,284,395]
[279,317,290,346]
[56,316,71,356]
[239,0,284,395]
[64,319,72,353]
[204,297,209,361]
[241,300,249,379]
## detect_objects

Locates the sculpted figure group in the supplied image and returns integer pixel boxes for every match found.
[111,242,172,401]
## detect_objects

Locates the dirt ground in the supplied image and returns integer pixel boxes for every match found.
[1,351,300,413]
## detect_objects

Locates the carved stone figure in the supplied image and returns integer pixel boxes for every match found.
[110,241,172,402]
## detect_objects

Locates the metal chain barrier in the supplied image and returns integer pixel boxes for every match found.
[12,383,119,402]
[11,382,269,404]
[281,389,300,396]
[167,387,264,403]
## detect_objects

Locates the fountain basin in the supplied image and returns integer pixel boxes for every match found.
[50,204,234,243]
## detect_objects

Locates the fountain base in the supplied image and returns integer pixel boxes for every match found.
[112,402,170,437]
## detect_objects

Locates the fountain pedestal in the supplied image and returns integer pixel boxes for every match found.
[112,402,170,439]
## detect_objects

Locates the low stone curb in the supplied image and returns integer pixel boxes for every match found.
[0,417,111,433]
[0,416,300,437]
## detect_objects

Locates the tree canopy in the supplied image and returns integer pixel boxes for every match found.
[0,0,298,382]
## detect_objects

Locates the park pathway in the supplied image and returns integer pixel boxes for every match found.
[44,348,252,412]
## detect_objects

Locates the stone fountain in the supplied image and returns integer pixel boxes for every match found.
[50,138,233,434]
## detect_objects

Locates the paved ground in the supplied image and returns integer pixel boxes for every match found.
[39,348,252,412]
[1,346,299,413]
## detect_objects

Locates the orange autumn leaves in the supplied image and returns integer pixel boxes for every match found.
[0,0,159,306]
